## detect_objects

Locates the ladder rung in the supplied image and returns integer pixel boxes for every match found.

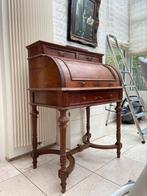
[141,127,147,134]
[136,112,147,118]
[121,71,130,74]
[124,85,136,88]
[129,97,142,101]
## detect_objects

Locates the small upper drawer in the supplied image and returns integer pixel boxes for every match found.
[44,47,76,58]
[78,54,99,62]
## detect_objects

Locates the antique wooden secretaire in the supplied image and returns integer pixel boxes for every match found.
[27,41,123,193]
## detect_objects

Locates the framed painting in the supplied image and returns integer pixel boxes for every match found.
[67,0,101,47]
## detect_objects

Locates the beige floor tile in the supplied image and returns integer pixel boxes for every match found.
[103,123,116,135]
[121,120,147,137]
[121,133,142,148]
[104,123,126,137]
[0,174,45,196]
[75,147,116,172]
[0,161,20,183]
[106,123,133,136]
[24,158,92,196]
[96,156,145,186]
[102,122,147,144]
[62,173,119,196]
[123,143,147,164]
[11,147,59,172]
[93,134,139,153]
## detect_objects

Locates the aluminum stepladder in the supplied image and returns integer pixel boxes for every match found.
[105,34,147,144]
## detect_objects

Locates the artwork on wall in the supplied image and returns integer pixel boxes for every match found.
[67,0,101,47]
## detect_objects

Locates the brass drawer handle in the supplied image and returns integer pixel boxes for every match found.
[58,51,65,57]
[82,96,87,101]
[95,96,103,100]
[87,56,92,61]
[81,81,86,86]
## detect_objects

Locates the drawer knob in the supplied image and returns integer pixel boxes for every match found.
[81,81,86,86]
[110,94,113,98]
[96,96,103,100]
[87,56,92,61]
[58,51,64,57]
[82,96,86,101]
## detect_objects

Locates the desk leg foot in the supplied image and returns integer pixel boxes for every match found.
[116,101,122,158]
[117,150,121,158]
[115,142,122,158]
[58,170,68,193]
[31,105,39,169]
[58,110,69,193]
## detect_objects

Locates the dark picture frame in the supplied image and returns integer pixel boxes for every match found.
[67,0,101,47]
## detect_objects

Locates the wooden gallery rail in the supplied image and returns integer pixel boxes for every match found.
[27,41,123,193]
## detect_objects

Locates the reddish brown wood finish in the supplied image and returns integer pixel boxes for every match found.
[58,110,69,193]
[30,105,39,169]
[27,41,123,193]
[115,101,122,158]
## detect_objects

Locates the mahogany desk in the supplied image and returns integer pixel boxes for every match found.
[27,41,123,193]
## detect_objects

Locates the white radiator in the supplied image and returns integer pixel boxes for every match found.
[7,0,56,148]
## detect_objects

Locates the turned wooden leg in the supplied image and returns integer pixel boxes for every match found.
[30,105,39,169]
[58,110,69,193]
[83,107,91,144]
[115,101,122,158]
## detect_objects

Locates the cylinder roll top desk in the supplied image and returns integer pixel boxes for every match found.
[27,41,123,193]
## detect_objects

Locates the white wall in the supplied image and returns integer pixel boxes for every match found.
[0,0,6,159]
[53,0,129,148]
[0,0,57,159]
[0,0,12,160]
[108,0,129,44]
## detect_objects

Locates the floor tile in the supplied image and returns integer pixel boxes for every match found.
[1,122,147,196]
[93,134,139,153]
[104,121,147,144]
[123,143,147,164]
[62,173,119,196]
[121,133,142,149]
[11,148,59,173]
[24,158,92,196]
[96,156,145,186]
[122,120,147,137]
[0,174,45,196]
[75,147,116,172]
[0,161,20,183]
[103,123,116,135]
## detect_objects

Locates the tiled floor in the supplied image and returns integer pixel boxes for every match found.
[0,122,146,196]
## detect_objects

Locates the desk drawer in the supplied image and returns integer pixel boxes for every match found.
[44,47,76,58]
[69,91,119,106]
[78,54,99,62]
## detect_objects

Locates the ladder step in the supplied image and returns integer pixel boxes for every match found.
[141,127,147,134]
[121,71,130,74]
[129,97,142,101]
[124,85,136,88]
[135,112,147,118]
